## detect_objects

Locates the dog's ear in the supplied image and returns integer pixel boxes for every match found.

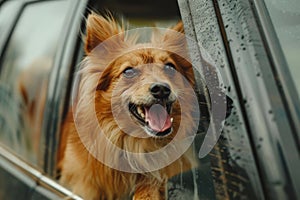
[171,21,184,33]
[85,13,123,54]
[151,21,185,48]
[163,21,185,43]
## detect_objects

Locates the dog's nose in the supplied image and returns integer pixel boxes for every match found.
[150,83,171,99]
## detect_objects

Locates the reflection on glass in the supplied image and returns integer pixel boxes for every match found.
[0,0,69,167]
[264,0,300,96]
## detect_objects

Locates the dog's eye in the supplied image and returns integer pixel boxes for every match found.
[123,67,138,78]
[164,63,176,75]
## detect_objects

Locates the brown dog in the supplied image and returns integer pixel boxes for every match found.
[59,13,199,200]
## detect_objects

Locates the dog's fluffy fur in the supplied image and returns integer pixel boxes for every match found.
[59,13,199,200]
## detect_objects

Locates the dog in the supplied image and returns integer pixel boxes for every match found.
[59,13,200,200]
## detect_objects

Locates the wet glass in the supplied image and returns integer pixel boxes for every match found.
[0,0,70,167]
[179,0,266,199]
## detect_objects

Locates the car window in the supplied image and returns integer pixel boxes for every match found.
[264,0,300,97]
[0,0,70,168]
[57,0,265,199]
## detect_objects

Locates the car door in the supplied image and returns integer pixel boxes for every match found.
[56,0,268,199]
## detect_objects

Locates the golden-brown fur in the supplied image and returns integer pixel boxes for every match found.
[59,13,198,200]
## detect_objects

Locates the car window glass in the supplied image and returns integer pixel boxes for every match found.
[264,0,300,96]
[0,0,70,167]
[179,0,266,199]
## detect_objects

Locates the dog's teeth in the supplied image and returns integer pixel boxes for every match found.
[171,118,173,122]
[137,106,142,114]
[137,107,144,118]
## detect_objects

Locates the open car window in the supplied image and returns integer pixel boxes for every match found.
[57,0,266,199]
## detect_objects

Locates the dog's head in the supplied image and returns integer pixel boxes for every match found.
[77,13,198,148]
[106,48,196,138]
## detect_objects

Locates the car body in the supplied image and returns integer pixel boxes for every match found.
[0,0,299,199]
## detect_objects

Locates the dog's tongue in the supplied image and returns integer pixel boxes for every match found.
[145,104,172,132]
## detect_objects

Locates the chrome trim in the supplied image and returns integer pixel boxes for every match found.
[0,145,83,200]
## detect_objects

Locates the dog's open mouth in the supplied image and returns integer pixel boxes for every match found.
[129,101,173,137]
